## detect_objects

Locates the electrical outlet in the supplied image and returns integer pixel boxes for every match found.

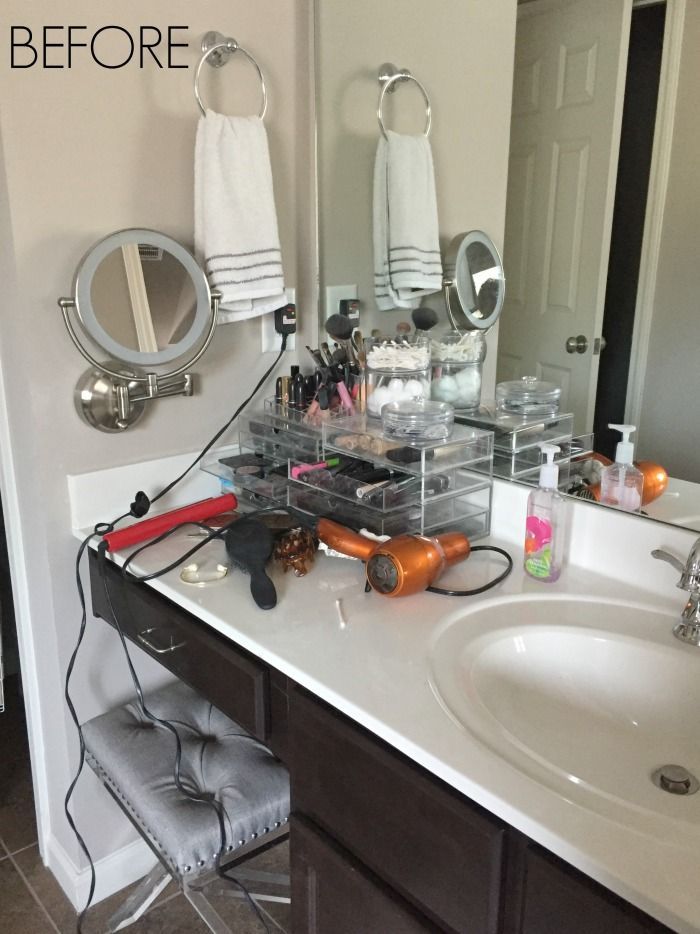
[261,288,296,353]
[325,284,358,320]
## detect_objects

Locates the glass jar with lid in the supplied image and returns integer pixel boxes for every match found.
[430,329,486,410]
[495,376,561,416]
[363,336,431,418]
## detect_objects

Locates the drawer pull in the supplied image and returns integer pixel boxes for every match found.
[137,627,186,655]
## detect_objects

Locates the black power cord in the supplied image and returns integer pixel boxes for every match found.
[97,542,273,934]
[427,545,513,596]
[66,333,289,932]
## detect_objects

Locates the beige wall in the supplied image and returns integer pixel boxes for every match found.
[0,0,313,894]
[316,0,517,394]
[637,0,699,481]
[1,0,520,902]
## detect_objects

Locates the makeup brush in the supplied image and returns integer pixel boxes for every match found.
[411,306,439,335]
[225,517,277,610]
[326,314,356,363]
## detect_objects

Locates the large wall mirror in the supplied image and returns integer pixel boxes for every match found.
[313,0,699,532]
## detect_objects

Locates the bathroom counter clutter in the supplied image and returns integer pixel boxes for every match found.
[81,525,697,933]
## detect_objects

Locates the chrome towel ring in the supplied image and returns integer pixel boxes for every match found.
[194,31,268,119]
[377,62,431,139]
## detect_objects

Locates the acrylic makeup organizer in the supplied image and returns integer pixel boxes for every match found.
[202,402,494,540]
[454,405,593,491]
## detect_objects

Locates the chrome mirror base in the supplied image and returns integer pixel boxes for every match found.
[74,366,146,433]
[74,364,194,433]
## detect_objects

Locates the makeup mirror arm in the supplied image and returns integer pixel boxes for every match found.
[443,279,460,331]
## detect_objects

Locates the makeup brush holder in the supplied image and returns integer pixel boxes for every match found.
[363,336,431,418]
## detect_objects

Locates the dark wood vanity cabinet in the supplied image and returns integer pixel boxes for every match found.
[88,552,285,754]
[500,837,673,934]
[289,686,674,934]
[88,559,675,933]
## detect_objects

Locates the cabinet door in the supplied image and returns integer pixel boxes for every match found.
[291,815,440,934]
[507,841,673,934]
[290,686,505,933]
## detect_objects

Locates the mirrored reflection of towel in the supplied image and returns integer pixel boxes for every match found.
[373,130,443,311]
[195,112,286,323]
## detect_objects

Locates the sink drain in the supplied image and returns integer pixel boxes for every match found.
[651,765,700,796]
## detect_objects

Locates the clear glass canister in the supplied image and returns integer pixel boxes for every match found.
[496,376,561,416]
[430,330,486,410]
[363,336,431,417]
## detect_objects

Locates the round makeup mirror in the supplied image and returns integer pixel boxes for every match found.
[443,230,506,331]
[59,229,220,432]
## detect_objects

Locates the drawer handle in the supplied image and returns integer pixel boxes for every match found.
[137,627,186,655]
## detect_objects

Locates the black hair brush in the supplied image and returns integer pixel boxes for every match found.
[225,517,277,610]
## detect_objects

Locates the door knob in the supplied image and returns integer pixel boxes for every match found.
[565,334,588,354]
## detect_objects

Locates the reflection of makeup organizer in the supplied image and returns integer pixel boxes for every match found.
[455,406,593,490]
[203,403,494,539]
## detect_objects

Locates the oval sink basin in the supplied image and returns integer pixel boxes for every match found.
[428,596,700,836]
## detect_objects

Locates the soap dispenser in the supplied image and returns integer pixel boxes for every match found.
[524,443,565,582]
[600,424,644,512]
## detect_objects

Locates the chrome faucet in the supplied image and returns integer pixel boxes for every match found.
[652,537,700,646]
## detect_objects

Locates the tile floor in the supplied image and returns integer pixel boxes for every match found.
[0,676,290,933]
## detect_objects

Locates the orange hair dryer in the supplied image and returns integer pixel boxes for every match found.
[317,517,470,597]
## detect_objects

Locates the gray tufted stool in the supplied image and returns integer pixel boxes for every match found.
[82,679,290,933]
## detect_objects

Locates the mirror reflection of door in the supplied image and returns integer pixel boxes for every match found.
[498,0,634,433]
[89,245,197,354]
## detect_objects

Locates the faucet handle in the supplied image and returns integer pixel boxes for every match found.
[652,538,700,594]
[652,548,685,574]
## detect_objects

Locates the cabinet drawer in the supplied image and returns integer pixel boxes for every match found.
[291,814,439,934]
[89,551,269,742]
[290,687,505,934]
[508,842,673,934]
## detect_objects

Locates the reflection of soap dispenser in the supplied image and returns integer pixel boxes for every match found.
[600,424,644,512]
[524,443,565,583]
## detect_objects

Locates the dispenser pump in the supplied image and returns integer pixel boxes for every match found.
[609,424,636,464]
[539,443,560,489]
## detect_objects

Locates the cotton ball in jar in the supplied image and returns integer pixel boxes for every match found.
[367,385,393,416]
[388,378,406,399]
[403,379,426,400]
[432,375,459,403]
[454,366,481,408]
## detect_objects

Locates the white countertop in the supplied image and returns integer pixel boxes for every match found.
[83,522,696,933]
[70,453,700,932]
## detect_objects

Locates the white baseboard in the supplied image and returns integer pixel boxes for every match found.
[46,833,159,910]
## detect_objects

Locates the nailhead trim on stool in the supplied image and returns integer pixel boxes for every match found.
[82,680,289,880]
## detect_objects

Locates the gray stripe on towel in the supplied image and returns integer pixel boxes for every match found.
[205,248,281,264]
[389,246,441,255]
[208,273,284,286]
[206,260,283,273]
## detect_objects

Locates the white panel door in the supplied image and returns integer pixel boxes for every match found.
[498,0,632,432]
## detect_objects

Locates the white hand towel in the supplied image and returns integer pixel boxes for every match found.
[373,130,443,311]
[195,111,286,323]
